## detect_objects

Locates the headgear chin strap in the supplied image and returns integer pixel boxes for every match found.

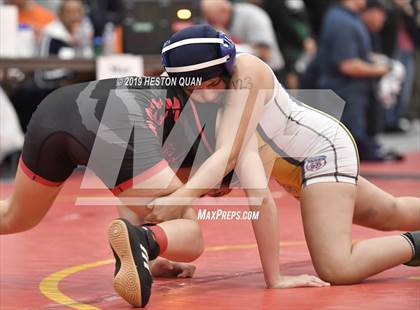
[161,26,236,77]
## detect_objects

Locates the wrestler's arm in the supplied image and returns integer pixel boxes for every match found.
[235,134,281,286]
[152,57,270,204]
[236,135,329,288]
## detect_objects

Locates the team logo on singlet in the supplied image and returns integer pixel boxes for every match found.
[305,155,327,172]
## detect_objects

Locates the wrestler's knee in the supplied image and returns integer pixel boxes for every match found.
[185,221,204,261]
[314,258,362,285]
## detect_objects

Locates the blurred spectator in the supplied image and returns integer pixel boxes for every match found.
[411,47,420,119]
[83,0,125,54]
[409,0,420,120]
[35,0,93,88]
[408,0,420,120]
[83,0,124,37]
[5,0,55,41]
[317,0,397,161]
[10,0,93,131]
[362,0,388,51]
[35,0,61,14]
[200,0,286,82]
[303,0,335,39]
[381,0,419,132]
[360,1,405,157]
[262,0,316,88]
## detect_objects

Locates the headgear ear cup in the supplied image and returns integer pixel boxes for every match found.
[161,40,171,68]
[218,32,236,75]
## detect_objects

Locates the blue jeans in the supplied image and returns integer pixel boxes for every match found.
[386,49,415,126]
[339,93,379,159]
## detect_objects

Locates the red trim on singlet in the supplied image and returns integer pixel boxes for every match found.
[111,159,169,195]
[19,157,63,187]
[189,101,213,153]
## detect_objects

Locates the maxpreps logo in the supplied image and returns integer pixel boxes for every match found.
[197,209,260,221]
[305,155,327,172]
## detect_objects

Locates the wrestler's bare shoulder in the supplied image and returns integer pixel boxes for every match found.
[233,54,273,88]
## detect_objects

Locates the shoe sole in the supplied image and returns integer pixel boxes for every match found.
[108,219,142,307]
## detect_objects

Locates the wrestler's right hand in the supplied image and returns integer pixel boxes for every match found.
[267,275,330,289]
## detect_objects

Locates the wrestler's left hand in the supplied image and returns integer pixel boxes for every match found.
[144,196,190,223]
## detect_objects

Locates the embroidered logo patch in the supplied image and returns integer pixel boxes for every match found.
[305,155,327,172]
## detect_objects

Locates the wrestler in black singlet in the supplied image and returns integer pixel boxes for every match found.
[21,76,220,194]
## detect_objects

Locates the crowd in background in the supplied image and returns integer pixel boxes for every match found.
[0,0,419,170]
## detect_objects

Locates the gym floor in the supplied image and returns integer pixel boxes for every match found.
[1,152,419,310]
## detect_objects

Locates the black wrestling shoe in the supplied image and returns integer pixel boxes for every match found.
[108,219,159,307]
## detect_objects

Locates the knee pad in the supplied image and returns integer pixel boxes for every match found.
[402,231,420,266]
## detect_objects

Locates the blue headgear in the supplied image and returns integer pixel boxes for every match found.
[161,24,236,81]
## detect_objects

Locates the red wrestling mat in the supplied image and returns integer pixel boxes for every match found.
[361,152,420,176]
[1,152,419,309]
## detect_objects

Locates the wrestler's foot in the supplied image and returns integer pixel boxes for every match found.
[108,219,158,307]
